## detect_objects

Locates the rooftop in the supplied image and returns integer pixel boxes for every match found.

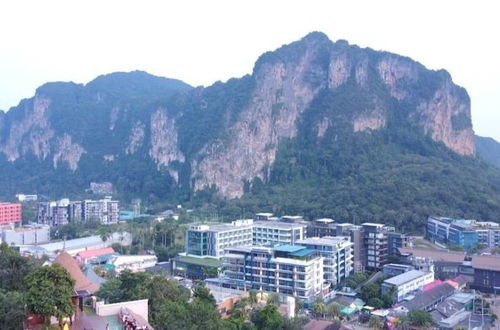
[253,220,306,229]
[471,254,500,271]
[30,235,105,253]
[384,270,428,286]
[290,248,315,257]
[314,218,335,224]
[402,283,455,311]
[54,251,99,294]
[398,247,466,263]
[296,236,352,247]
[273,244,305,253]
[176,255,222,268]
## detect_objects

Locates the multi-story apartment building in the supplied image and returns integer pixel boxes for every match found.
[296,236,353,287]
[223,245,324,300]
[185,219,306,258]
[252,221,305,246]
[1,224,50,245]
[185,220,254,258]
[388,232,410,256]
[53,199,70,226]
[363,223,392,270]
[37,197,119,226]
[0,202,22,226]
[427,216,500,250]
[307,218,337,238]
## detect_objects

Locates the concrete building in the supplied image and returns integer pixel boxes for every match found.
[15,194,38,202]
[184,219,306,258]
[185,220,254,258]
[252,220,305,246]
[0,202,22,225]
[363,223,392,270]
[254,213,274,221]
[83,197,119,224]
[382,263,414,277]
[0,224,50,245]
[296,236,353,286]
[307,218,337,238]
[37,197,118,226]
[471,255,500,293]
[223,245,324,300]
[427,216,500,250]
[381,269,435,302]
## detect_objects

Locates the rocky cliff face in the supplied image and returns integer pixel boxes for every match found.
[0,34,476,199]
[191,33,475,197]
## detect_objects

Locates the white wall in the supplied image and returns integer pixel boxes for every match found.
[95,299,149,322]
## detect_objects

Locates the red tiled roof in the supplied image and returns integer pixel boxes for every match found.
[77,247,115,259]
[54,251,99,294]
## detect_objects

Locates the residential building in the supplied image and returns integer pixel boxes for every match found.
[362,223,392,270]
[83,197,119,224]
[254,213,274,221]
[252,220,305,246]
[185,220,254,258]
[15,194,38,202]
[381,269,435,302]
[184,219,305,258]
[398,247,472,279]
[427,216,500,250]
[471,255,500,293]
[0,224,50,245]
[223,245,324,300]
[53,199,70,226]
[401,282,456,312]
[307,218,337,238]
[0,202,22,225]
[387,232,410,256]
[315,222,407,272]
[37,197,118,226]
[382,263,414,277]
[296,236,353,286]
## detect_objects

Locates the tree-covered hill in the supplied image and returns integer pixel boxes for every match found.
[476,135,500,169]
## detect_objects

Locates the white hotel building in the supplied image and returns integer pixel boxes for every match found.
[222,245,324,300]
[185,219,306,258]
[296,236,354,286]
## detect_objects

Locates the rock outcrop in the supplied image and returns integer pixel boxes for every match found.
[0,33,476,198]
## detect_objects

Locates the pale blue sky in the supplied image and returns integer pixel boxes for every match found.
[1,0,499,140]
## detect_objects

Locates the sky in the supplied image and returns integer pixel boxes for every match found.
[1,0,499,140]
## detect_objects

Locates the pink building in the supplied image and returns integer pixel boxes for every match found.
[0,202,22,225]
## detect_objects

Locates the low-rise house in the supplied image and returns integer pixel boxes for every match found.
[381,269,434,302]
[401,282,456,312]
[76,247,116,264]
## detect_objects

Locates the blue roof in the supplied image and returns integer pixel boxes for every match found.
[291,248,315,257]
[273,245,305,253]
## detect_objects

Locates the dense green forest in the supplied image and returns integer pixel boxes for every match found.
[476,135,500,169]
[192,89,500,233]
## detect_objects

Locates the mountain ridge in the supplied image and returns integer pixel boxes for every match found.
[1,32,499,230]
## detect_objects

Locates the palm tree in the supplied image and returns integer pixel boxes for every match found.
[326,302,341,320]
[313,297,326,318]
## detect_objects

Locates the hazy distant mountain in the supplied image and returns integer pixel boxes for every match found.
[1,32,500,230]
[476,135,500,168]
